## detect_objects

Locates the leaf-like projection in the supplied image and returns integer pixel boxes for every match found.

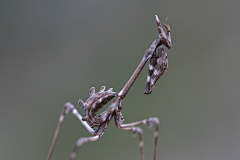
[144,46,168,94]
[79,86,117,126]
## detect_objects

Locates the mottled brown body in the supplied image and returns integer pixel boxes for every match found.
[47,15,172,160]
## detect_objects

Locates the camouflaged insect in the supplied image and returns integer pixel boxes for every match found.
[47,15,172,160]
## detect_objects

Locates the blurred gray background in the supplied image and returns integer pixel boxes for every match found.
[1,1,240,160]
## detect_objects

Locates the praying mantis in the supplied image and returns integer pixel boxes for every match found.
[47,15,172,160]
